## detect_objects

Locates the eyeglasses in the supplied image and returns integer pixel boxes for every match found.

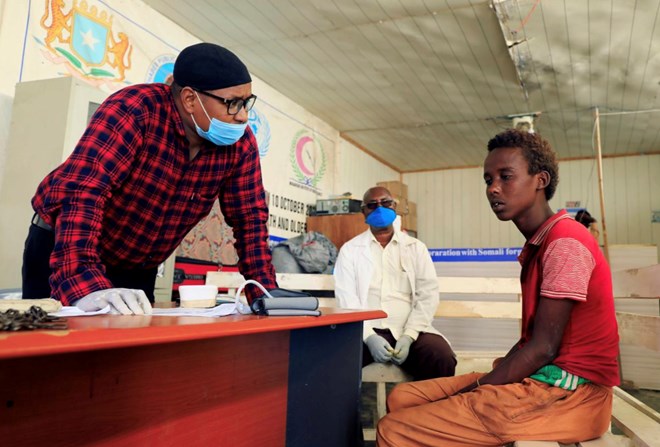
[362,199,395,210]
[195,89,257,115]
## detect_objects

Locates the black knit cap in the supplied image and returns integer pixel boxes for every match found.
[173,42,251,90]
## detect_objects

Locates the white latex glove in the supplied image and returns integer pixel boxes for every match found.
[75,288,153,315]
[391,335,414,365]
[365,334,394,363]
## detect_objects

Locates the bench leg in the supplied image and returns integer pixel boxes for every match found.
[363,382,389,442]
[376,382,387,421]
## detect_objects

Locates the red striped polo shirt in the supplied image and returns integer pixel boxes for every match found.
[518,210,620,387]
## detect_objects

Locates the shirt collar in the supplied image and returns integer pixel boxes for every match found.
[528,209,572,246]
[369,229,400,245]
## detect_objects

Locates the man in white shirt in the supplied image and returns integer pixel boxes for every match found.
[334,186,455,380]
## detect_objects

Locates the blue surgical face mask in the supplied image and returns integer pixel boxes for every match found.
[191,92,247,146]
[365,206,397,228]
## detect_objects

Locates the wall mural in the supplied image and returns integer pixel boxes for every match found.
[289,128,326,194]
[145,54,175,84]
[37,0,133,86]
[249,106,271,158]
[175,200,239,266]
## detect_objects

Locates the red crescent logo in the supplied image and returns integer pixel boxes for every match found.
[295,136,315,176]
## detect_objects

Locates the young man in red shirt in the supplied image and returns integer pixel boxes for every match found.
[22,43,277,314]
[377,129,619,446]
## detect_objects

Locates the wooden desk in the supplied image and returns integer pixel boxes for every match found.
[0,308,385,447]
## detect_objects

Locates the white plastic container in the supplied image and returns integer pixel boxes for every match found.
[179,285,218,308]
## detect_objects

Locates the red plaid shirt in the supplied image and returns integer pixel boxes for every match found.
[32,83,276,305]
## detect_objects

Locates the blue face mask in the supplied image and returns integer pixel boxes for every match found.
[365,206,397,228]
[192,92,247,146]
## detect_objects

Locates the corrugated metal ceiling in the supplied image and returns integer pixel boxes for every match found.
[143,0,660,172]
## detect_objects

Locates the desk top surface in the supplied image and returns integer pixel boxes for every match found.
[0,307,385,360]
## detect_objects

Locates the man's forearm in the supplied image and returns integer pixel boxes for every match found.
[456,338,556,394]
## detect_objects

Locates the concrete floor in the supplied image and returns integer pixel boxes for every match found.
[625,388,660,411]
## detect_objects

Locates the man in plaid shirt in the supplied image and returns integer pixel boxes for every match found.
[22,43,277,314]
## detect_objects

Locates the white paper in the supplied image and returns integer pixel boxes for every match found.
[49,303,238,318]
[50,305,112,317]
[151,303,238,317]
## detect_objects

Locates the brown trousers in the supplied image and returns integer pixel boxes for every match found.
[377,372,612,447]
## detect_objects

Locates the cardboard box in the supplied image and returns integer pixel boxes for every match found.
[394,199,415,216]
[402,214,417,232]
[377,181,408,200]
[395,197,408,216]
[407,201,417,217]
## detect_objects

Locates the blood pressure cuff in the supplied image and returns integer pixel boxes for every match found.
[251,288,321,316]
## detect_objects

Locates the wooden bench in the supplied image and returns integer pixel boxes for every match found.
[513,432,628,447]
[609,264,660,399]
[206,266,660,446]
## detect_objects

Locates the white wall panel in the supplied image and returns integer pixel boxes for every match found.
[405,167,522,248]
[405,154,660,252]
[0,1,28,193]
[333,138,398,199]
[599,154,660,247]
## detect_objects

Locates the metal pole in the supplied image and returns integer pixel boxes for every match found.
[593,107,610,264]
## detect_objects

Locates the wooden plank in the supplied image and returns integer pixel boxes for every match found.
[454,351,507,375]
[206,272,335,291]
[439,276,521,294]
[362,363,413,383]
[206,271,247,289]
[513,442,562,447]
[207,266,656,299]
[609,247,658,273]
[376,381,388,420]
[207,272,523,295]
[614,299,660,316]
[618,344,660,391]
[276,273,334,290]
[579,432,633,447]
[612,265,660,299]
[611,391,660,447]
[435,300,522,319]
[616,312,660,353]
[613,387,660,424]
[317,297,337,308]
